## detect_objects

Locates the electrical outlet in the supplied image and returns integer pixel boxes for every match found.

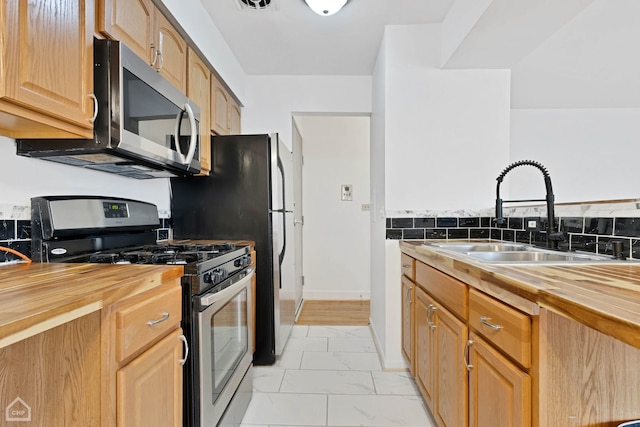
[361,204,370,211]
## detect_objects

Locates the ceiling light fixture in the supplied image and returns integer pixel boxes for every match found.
[304,0,348,16]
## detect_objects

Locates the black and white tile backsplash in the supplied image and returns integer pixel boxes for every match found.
[386,200,640,260]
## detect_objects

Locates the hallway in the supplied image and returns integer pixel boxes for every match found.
[240,325,435,427]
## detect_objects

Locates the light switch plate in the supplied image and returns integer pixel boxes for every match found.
[341,184,353,201]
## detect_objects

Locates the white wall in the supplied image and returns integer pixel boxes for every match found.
[242,75,372,151]
[509,108,640,202]
[372,24,511,369]
[296,116,371,300]
[0,137,171,214]
[384,24,511,212]
[370,30,389,367]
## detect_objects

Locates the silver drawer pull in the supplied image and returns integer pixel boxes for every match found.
[464,339,474,371]
[402,264,411,268]
[480,316,503,330]
[147,312,170,326]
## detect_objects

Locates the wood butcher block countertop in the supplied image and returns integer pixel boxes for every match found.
[0,262,183,349]
[400,240,640,350]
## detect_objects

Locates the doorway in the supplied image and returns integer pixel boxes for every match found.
[292,114,371,314]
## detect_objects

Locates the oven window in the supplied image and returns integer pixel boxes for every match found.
[210,288,248,404]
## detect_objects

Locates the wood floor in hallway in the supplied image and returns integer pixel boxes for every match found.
[296,300,370,326]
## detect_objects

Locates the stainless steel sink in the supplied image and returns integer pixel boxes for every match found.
[464,250,610,263]
[426,242,530,252]
[422,241,629,264]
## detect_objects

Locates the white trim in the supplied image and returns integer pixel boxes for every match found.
[302,290,370,300]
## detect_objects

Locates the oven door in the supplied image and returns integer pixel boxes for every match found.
[198,269,254,426]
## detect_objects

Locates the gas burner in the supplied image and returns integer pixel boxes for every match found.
[119,251,154,264]
[211,243,236,252]
[150,252,201,265]
[89,253,120,264]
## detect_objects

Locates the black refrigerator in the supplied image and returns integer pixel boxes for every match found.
[170,133,297,365]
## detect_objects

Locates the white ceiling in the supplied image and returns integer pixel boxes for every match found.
[199,0,454,75]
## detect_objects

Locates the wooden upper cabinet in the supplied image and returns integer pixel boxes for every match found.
[211,74,230,135]
[229,98,241,134]
[0,0,95,138]
[154,11,187,93]
[98,0,186,93]
[97,0,155,64]
[187,48,211,174]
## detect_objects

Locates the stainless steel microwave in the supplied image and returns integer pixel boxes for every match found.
[16,38,201,179]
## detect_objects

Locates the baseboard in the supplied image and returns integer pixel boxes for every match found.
[302,290,371,300]
[369,317,409,372]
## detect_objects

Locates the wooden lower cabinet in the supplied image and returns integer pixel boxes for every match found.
[102,281,184,427]
[468,332,531,427]
[415,286,435,408]
[415,285,468,427]
[117,328,184,427]
[401,275,415,374]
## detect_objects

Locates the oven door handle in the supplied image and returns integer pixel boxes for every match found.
[199,269,254,308]
[179,334,189,366]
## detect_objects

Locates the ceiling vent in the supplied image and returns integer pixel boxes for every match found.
[235,0,275,10]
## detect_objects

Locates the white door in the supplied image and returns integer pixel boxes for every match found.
[292,120,304,318]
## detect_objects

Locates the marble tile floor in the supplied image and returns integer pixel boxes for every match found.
[240,325,436,427]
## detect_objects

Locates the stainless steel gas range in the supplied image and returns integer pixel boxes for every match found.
[31,195,254,427]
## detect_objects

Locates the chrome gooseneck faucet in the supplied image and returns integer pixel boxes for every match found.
[495,160,563,249]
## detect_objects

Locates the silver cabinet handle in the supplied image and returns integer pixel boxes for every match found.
[427,304,438,330]
[402,264,411,268]
[405,286,412,304]
[150,44,159,68]
[157,50,164,71]
[464,339,474,371]
[179,334,189,366]
[480,316,503,330]
[147,312,170,326]
[88,93,98,123]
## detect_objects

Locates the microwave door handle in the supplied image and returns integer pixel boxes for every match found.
[173,109,186,163]
[183,103,198,166]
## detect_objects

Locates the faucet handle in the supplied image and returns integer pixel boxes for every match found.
[493,217,507,227]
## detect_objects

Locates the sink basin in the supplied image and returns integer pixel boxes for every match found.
[465,250,610,264]
[422,241,631,264]
[426,242,530,252]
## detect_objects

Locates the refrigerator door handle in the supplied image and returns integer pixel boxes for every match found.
[277,155,287,267]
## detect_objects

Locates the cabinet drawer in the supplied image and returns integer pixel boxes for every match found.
[116,286,182,362]
[401,254,416,280]
[469,288,531,369]
[416,261,467,319]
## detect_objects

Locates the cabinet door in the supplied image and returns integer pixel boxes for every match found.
[2,0,94,132]
[211,74,230,135]
[187,48,211,174]
[401,275,414,374]
[98,0,155,64]
[435,303,468,427]
[154,11,187,93]
[415,286,436,409]
[229,99,241,134]
[117,328,184,427]
[468,333,531,427]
